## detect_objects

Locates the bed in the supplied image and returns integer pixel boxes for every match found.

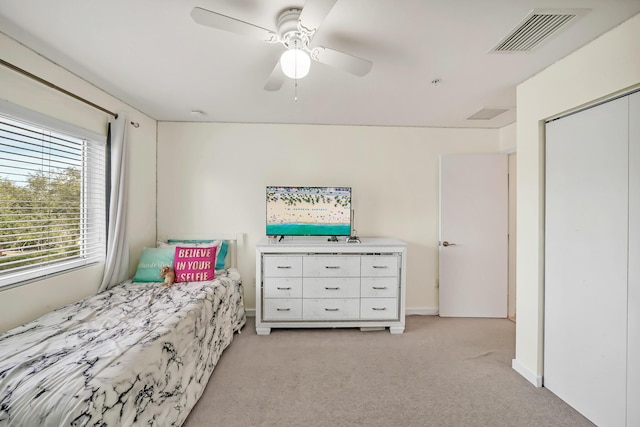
[0,234,245,426]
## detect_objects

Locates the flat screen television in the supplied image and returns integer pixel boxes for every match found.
[266,186,351,237]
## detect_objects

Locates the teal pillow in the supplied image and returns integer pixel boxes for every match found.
[167,239,214,244]
[132,247,175,282]
[167,239,228,270]
[216,241,228,270]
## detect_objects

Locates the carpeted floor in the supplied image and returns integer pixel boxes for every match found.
[183,315,594,427]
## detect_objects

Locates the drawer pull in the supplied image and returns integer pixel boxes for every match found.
[325,266,340,269]
[276,308,291,312]
[372,286,388,290]
[277,266,292,269]
[373,265,388,269]
[324,308,339,312]
[324,287,340,290]
[372,307,387,311]
[277,287,292,290]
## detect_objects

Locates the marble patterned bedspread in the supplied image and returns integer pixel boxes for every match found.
[0,269,245,426]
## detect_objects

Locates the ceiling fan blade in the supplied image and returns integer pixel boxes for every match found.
[298,0,338,34]
[264,62,285,91]
[311,46,373,77]
[191,7,276,42]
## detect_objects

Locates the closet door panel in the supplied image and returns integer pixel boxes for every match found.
[629,91,640,427]
[544,96,628,427]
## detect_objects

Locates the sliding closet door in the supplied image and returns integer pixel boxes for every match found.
[629,91,640,427]
[544,97,628,426]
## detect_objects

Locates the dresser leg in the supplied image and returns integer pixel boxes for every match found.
[389,326,404,334]
[256,327,271,335]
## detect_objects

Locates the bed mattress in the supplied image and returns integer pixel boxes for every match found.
[0,269,245,426]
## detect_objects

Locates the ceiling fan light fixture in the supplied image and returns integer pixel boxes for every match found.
[280,47,310,79]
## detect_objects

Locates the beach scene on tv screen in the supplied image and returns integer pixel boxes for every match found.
[266,187,351,236]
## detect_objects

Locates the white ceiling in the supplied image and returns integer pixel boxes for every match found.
[1,0,639,128]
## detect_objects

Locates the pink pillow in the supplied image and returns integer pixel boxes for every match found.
[173,246,217,282]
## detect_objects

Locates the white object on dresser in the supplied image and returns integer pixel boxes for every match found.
[255,237,407,335]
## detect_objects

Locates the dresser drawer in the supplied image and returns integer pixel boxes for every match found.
[303,298,360,320]
[360,298,398,320]
[263,298,303,320]
[361,256,399,277]
[303,256,360,277]
[264,277,303,298]
[361,277,398,298]
[303,278,360,298]
[263,256,303,277]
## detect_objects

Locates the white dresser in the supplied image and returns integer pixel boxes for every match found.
[255,237,406,335]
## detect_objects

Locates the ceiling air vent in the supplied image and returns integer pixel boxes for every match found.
[467,108,509,120]
[491,8,589,52]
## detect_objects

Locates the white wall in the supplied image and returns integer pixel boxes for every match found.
[0,34,157,332]
[157,122,499,311]
[514,13,640,386]
[499,123,516,154]
[508,153,517,320]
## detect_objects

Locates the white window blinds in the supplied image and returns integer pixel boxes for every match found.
[0,104,106,289]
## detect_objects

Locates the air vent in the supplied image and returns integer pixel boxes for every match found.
[467,108,509,120]
[491,8,589,52]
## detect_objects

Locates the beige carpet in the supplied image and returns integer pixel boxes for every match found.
[183,316,594,427]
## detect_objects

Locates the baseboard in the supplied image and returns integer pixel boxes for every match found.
[512,359,543,388]
[245,308,256,317]
[406,307,439,316]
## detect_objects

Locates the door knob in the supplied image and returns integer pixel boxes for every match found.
[442,241,457,247]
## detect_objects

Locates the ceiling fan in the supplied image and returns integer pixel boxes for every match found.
[191,0,373,91]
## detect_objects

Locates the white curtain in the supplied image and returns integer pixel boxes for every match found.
[99,113,129,292]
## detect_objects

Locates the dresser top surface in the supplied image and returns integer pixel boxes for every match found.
[256,237,406,253]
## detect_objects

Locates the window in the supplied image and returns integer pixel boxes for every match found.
[0,102,106,289]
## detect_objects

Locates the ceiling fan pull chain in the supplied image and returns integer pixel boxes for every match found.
[294,39,299,101]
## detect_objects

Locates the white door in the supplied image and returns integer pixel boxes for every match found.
[545,96,629,427]
[439,154,508,317]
